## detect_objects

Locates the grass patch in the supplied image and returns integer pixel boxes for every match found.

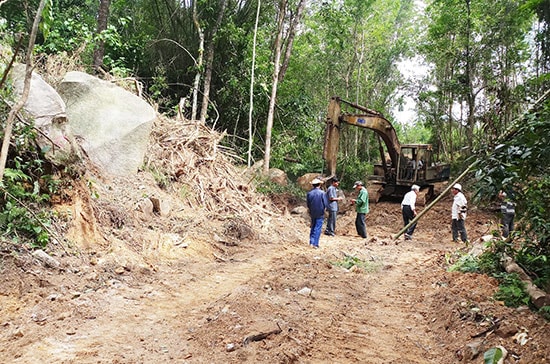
[332,254,382,272]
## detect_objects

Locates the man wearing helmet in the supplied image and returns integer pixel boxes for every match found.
[401,184,420,240]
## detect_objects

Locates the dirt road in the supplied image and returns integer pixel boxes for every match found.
[1,194,549,363]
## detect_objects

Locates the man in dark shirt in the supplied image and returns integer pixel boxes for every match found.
[499,190,516,238]
[307,178,328,248]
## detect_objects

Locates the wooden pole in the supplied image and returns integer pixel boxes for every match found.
[393,160,479,240]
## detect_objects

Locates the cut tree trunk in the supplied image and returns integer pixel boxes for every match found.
[502,255,550,309]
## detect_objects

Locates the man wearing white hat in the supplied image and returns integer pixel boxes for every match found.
[307,177,328,248]
[451,183,468,243]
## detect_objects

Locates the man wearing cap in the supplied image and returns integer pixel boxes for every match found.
[307,178,328,248]
[325,177,342,237]
[351,181,369,239]
[451,183,468,243]
[401,184,420,240]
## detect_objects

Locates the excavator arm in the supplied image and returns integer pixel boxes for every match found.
[323,96,401,176]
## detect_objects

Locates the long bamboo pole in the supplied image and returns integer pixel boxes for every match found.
[393,160,479,240]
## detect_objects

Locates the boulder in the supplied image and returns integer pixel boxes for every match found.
[10,64,81,166]
[268,168,288,186]
[297,173,324,191]
[58,71,156,176]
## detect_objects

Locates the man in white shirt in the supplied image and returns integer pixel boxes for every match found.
[401,184,420,240]
[451,183,468,243]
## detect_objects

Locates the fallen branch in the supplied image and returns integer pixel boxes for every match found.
[502,255,550,309]
[471,319,500,338]
[212,253,228,262]
[243,322,282,346]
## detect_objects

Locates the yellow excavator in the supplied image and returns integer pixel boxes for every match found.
[323,96,450,204]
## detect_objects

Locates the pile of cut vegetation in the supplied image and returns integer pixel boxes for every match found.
[144,115,281,230]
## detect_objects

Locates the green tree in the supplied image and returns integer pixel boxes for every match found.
[420,0,534,160]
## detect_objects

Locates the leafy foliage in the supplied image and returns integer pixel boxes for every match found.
[515,246,550,293]
[0,166,54,247]
[473,100,550,255]
[539,305,550,321]
[493,272,530,307]
[447,239,511,276]
[254,177,304,199]
[447,251,481,273]
[0,86,57,247]
[483,347,505,364]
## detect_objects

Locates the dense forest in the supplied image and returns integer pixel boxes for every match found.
[1,0,549,313]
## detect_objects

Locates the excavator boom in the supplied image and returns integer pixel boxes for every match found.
[323,96,450,203]
[324,96,401,176]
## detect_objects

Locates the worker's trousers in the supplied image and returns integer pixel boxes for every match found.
[402,205,417,236]
[325,210,337,236]
[355,213,367,238]
[452,218,468,242]
[309,217,324,247]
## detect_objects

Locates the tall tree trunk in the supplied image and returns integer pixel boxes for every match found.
[248,0,261,168]
[278,0,306,82]
[0,0,46,181]
[263,0,286,175]
[464,0,475,149]
[192,0,204,122]
[199,0,228,124]
[93,0,111,73]
[263,0,307,174]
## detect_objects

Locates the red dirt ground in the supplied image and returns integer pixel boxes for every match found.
[1,174,549,363]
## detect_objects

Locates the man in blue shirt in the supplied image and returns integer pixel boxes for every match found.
[307,178,328,248]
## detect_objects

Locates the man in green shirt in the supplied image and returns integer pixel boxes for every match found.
[351,181,369,238]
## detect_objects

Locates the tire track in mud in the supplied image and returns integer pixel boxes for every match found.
[6,244,300,363]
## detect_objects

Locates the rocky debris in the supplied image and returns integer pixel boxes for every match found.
[32,249,60,269]
[10,63,81,165]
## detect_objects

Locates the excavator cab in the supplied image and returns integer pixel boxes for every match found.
[397,145,430,183]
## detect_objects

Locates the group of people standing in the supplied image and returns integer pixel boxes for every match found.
[306,177,369,248]
[400,182,515,242]
[307,177,515,248]
[400,182,469,242]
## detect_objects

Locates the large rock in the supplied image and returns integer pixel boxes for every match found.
[297,173,324,191]
[58,72,156,176]
[268,168,288,186]
[10,64,81,165]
